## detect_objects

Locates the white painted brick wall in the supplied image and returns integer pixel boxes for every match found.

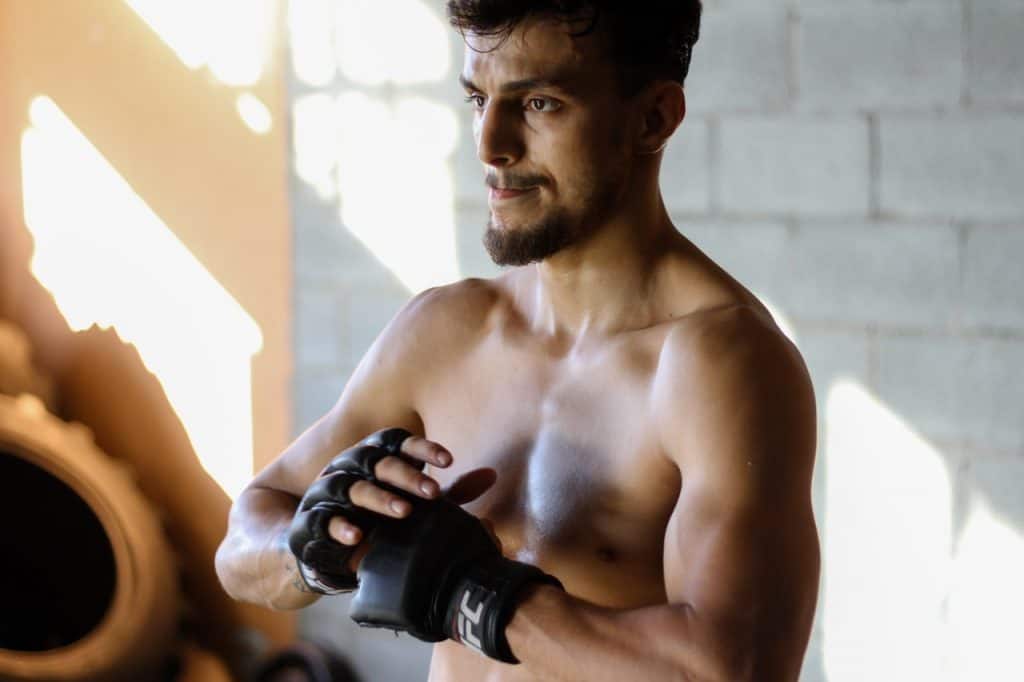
[961,225,1024,331]
[295,287,346,369]
[969,3,1024,106]
[778,222,961,328]
[719,117,870,215]
[685,5,790,113]
[876,334,1024,453]
[681,219,791,294]
[799,3,962,112]
[880,115,1024,220]
[661,117,712,214]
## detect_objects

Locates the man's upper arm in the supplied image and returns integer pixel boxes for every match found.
[248,287,449,496]
[656,308,820,680]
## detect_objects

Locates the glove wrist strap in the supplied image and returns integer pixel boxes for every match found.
[297,560,357,595]
[444,558,563,664]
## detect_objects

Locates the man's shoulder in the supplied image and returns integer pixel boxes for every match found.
[663,302,797,370]
[654,302,813,429]
[384,276,510,357]
[401,276,506,328]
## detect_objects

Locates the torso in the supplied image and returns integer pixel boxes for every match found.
[412,254,772,681]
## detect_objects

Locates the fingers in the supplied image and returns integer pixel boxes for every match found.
[374,454,442,499]
[395,434,453,468]
[347,478,416,518]
[327,516,362,545]
[368,434,451,499]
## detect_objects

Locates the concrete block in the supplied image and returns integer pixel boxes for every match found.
[796,327,872,403]
[678,219,791,298]
[798,3,962,112]
[293,193,400,287]
[661,117,711,214]
[969,4,1024,106]
[293,368,350,437]
[719,117,870,216]
[685,6,790,113]
[780,222,960,328]
[961,225,1024,331]
[345,283,413,366]
[880,116,1024,220]
[295,286,347,369]
[876,334,1024,453]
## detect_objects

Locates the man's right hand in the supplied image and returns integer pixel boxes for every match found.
[286,427,452,594]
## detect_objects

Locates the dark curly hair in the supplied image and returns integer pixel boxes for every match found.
[446,1,702,96]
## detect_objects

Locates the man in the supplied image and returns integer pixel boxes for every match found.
[217,1,820,680]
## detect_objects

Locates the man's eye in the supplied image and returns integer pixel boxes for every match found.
[527,97,561,113]
[464,94,485,110]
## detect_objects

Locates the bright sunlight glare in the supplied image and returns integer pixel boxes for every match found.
[334,91,460,293]
[123,0,276,87]
[21,96,262,500]
[823,380,953,681]
[334,0,449,86]
[288,0,337,87]
[948,496,1024,681]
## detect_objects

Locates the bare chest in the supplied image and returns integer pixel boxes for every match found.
[418,327,680,605]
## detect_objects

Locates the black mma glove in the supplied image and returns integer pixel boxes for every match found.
[349,495,564,664]
[287,428,421,594]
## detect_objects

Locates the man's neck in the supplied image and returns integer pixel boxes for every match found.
[514,195,683,343]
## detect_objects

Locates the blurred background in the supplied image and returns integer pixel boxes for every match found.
[0,0,1021,680]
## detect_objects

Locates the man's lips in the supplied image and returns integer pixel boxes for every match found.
[489,186,538,200]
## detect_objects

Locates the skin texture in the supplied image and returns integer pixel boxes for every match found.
[216,15,820,682]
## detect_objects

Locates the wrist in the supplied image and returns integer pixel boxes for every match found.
[504,582,569,664]
[443,557,563,664]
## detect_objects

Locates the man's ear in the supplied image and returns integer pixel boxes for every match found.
[636,81,686,155]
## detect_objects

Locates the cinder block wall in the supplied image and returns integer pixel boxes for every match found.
[288,1,1024,680]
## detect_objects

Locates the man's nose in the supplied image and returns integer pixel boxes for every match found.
[475,103,523,168]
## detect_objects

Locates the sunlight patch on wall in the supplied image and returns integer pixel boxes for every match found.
[292,93,339,201]
[20,96,262,500]
[287,0,458,292]
[823,380,953,681]
[949,496,1024,681]
[334,91,460,293]
[122,0,277,87]
[334,0,449,86]
[288,0,337,87]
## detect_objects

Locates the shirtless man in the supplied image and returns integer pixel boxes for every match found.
[216,2,820,680]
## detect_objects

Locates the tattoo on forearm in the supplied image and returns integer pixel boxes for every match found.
[284,557,313,593]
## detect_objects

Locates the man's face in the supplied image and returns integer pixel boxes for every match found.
[460,17,636,266]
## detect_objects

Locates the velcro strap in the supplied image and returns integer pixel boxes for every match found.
[445,559,564,664]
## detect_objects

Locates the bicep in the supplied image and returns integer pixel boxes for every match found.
[658,311,820,676]
[663,477,820,665]
[248,291,441,496]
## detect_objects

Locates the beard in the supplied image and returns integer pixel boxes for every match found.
[482,210,580,266]
[483,175,625,266]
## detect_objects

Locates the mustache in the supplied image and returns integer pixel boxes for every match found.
[485,172,545,190]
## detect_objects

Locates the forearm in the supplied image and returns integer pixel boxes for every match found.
[215,487,320,610]
[505,585,744,682]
